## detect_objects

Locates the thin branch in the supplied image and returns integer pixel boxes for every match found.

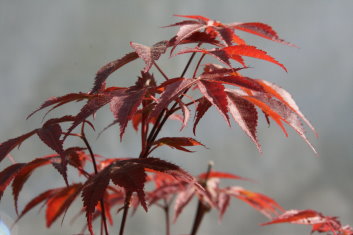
[119,191,132,235]
[163,199,171,235]
[80,124,109,235]
[190,162,213,235]
[153,61,169,81]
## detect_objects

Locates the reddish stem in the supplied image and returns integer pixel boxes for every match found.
[190,162,213,235]
[119,191,132,235]
[81,125,109,235]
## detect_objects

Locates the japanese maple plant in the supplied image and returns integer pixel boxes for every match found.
[0,15,352,235]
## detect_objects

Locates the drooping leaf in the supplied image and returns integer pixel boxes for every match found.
[246,94,317,154]
[202,73,264,92]
[153,137,205,152]
[223,45,287,72]
[230,22,295,46]
[106,88,146,140]
[177,45,286,72]
[198,171,251,181]
[176,100,190,130]
[193,97,212,135]
[26,92,92,119]
[82,166,111,235]
[46,183,82,227]
[226,91,260,152]
[257,79,317,137]
[12,157,54,214]
[173,185,195,222]
[262,209,353,235]
[224,186,283,218]
[65,88,127,138]
[197,80,230,125]
[130,41,168,72]
[0,163,25,201]
[242,95,288,137]
[0,130,37,162]
[91,52,139,93]
[16,188,58,223]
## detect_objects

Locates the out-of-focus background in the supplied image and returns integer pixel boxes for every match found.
[1,1,352,234]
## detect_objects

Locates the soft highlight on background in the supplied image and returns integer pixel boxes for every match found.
[0,1,352,234]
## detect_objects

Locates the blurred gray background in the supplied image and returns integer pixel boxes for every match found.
[1,0,352,234]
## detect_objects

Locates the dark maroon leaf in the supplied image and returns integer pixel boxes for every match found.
[0,163,25,201]
[193,97,212,135]
[197,80,230,125]
[108,88,146,139]
[27,93,92,119]
[0,130,37,162]
[91,52,139,94]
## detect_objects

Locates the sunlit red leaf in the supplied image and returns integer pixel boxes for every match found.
[0,163,25,201]
[223,45,287,71]
[224,186,283,218]
[12,157,53,214]
[257,79,317,137]
[262,209,353,235]
[16,189,58,223]
[230,22,295,46]
[46,183,82,227]
[153,137,205,152]
[198,171,251,181]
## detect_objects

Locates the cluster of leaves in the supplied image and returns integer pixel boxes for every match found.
[0,14,351,235]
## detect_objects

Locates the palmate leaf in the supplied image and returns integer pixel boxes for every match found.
[82,157,199,235]
[262,209,353,235]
